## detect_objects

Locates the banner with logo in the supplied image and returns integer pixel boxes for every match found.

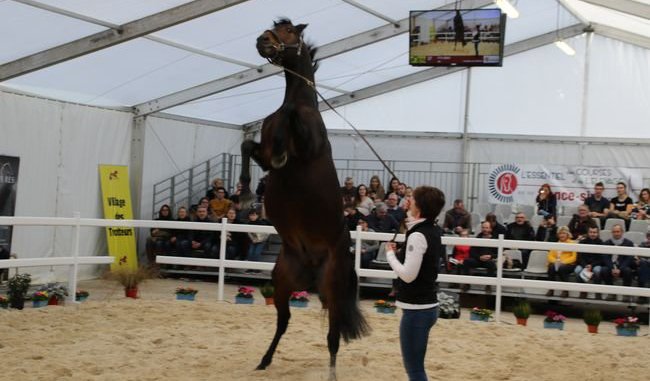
[0,155,20,258]
[99,165,138,270]
[485,164,642,206]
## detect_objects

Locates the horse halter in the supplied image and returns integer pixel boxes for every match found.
[263,28,304,64]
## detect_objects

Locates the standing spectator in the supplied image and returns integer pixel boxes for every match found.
[366,203,400,233]
[536,215,559,242]
[635,231,650,303]
[369,175,386,201]
[355,184,375,216]
[171,206,191,258]
[568,205,596,240]
[443,199,472,235]
[206,178,229,200]
[209,187,233,220]
[245,209,269,274]
[602,224,636,301]
[472,24,481,55]
[536,183,557,218]
[630,188,650,220]
[146,204,173,265]
[505,212,535,267]
[545,226,577,298]
[386,192,406,223]
[464,221,498,291]
[608,182,634,229]
[340,177,356,204]
[485,212,506,238]
[584,182,610,228]
[575,226,606,299]
[191,206,217,258]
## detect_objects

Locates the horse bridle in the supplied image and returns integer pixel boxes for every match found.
[263,28,304,64]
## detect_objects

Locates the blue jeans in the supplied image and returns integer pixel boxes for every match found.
[399,306,439,381]
[248,242,264,261]
[575,265,603,283]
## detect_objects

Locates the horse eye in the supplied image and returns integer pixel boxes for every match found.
[286,28,293,33]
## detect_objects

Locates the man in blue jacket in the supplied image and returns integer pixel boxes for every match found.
[602,224,635,302]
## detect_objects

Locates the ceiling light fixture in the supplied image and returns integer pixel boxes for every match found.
[554,1,576,56]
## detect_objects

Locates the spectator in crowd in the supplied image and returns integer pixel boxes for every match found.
[464,221,498,292]
[369,175,386,201]
[255,175,267,203]
[191,206,217,258]
[536,215,558,242]
[209,187,233,220]
[225,208,246,260]
[344,203,363,232]
[355,184,375,216]
[190,196,210,218]
[536,183,557,218]
[485,212,506,238]
[602,224,636,301]
[575,226,606,299]
[355,217,380,268]
[206,178,229,200]
[366,203,400,233]
[171,206,191,258]
[545,226,577,298]
[505,212,535,267]
[228,195,248,222]
[443,199,472,235]
[635,231,650,303]
[146,204,173,265]
[399,186,414,209]
[340,177,356,204]
[630,188,650,220]
[386,192,406,223]
[608,182,634,229]
[397,183,407,199]
[448,229,471,277]
[387,177,401,200]
[585,182,610,228]
[245,208,269,274]
[568,205,596,240]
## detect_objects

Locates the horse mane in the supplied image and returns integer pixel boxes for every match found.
[273,18,319,72]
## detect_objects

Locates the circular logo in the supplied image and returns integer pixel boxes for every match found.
[488,164,520,203]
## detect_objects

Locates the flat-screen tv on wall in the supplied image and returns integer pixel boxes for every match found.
[409,8,506,67]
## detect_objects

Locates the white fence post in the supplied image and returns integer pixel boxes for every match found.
[355,226,362,297]
[68,212,81,303]
[217,218,227,302]
[495,234,504,323]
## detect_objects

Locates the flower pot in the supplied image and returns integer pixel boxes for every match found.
[125,287,138,298]
[375,306,396,314]
[616,327,638,337]
[32,300,48,308]
[264,297,274,305]
[48,296,59,306]
[543,321,564,330]
[587,324,598,334]
[516,317,528,326]
[176,293,196,301]
[235,296,254,304]
[289,300,308,308]
[470,312,489,322]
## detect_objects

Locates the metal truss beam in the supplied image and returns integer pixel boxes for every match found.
[581,0,650,20]
[0,0,249,81]
[592,23,650,50]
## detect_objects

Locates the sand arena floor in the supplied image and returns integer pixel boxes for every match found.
[0,278,648,381]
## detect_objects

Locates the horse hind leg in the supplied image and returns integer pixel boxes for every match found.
[327,316,341,381]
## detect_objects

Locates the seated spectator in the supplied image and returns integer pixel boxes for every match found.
[245,209,269,274]
[369,175,386,201]
[575,226,606,299]
[399,186,413,209]
[255,175,267,203]
[448,229,471,276]
[397,182,407,199]
[545,226,577,298]
[506,212,535,267]
[386,177,401,200]
[355,217,379,268]
[355,184,375,216]
[209,187,233,221]
[568,205,596,240]
[464,221,498,292]
[635,231,650,303]
[485,212,506,238]
[385,192,406,223]
[344,203,362,232]
[602,224,636,301]
[608,182,634,229]
[585,182,610,228]
[630,188,650,220]
[190,196,210,218]
[191,206,217,258]
[225,208,246,260]
[443,199,471,235]
[536,215,558,242]
[340,177,356,205]
[206,177,229,200]
[366,203,400,233]
[536,183,557,218]
[171,206,191,258]
[146,204,173,265]
[229,195,248,222]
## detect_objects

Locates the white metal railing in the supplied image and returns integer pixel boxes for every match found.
[1,215,649,322]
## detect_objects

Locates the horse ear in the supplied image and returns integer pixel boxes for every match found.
[295,24,308,34]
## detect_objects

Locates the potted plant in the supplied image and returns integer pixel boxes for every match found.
[512,300,531,326]
[374,299,397,314]
[0,295,8,309]
[75,290,90,302]
[470,307,492,322]
[7,273,31,310]
[105,266,154,298]
[583,309,602,334]
[614,316,640,337]
[437,291,460,319]
[175,286,198,301]
[544,310,566,330]
[290,291,309,308]
[235,286,255,304]
[39,283,69,305]
[260,283,274,305]
[31,291,49,308]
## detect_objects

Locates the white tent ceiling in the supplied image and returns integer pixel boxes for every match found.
[1,0,649,128]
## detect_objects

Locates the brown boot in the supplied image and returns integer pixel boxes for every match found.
[545,290,554,297]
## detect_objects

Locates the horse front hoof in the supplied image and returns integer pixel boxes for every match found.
[255,363,268,371]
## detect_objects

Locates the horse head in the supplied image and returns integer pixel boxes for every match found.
[257,19,308,65]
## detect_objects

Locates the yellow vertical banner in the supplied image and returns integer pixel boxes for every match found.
[99,165,138,270]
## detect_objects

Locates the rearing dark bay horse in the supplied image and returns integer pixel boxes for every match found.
[239,19,369,380]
